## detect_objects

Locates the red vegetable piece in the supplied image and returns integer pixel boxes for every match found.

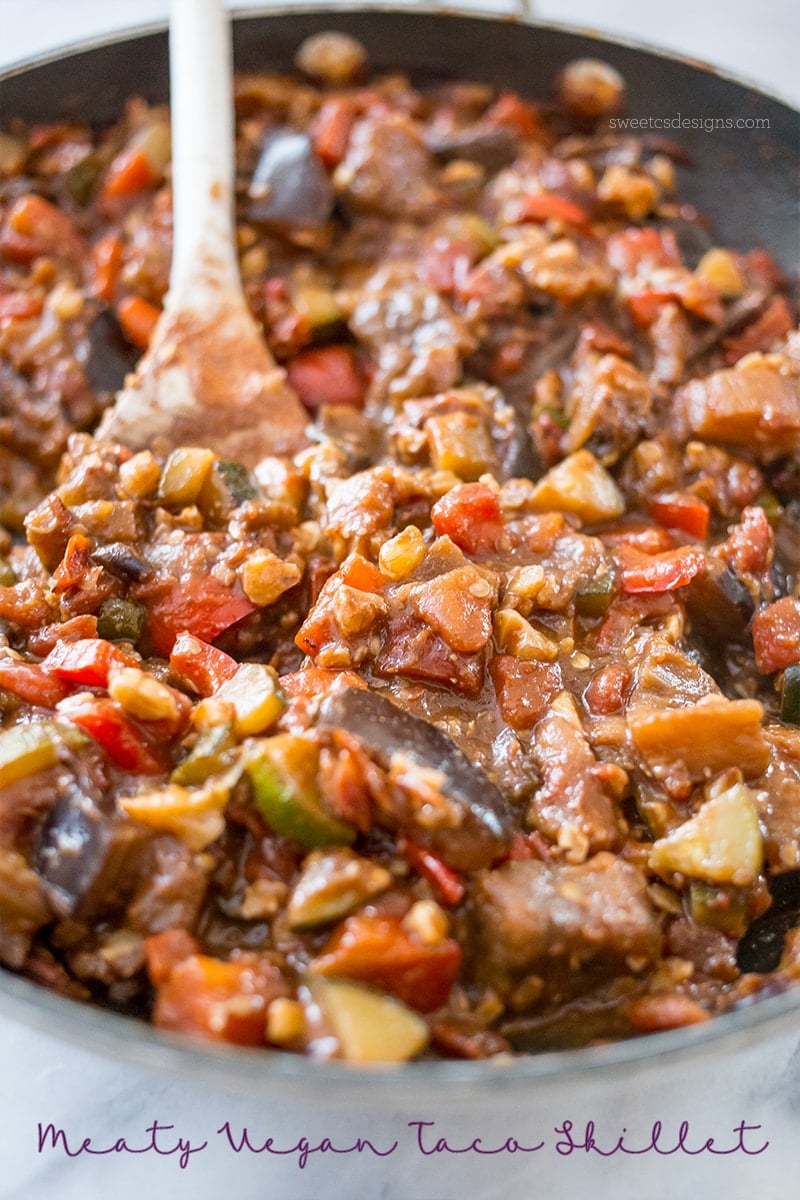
[649,493,710,541]
[312,910,462,1012]
[286,345,365,410]
[138,577,256,658]
[312,97,358,167]
[151,953,290,1045]
[752,597,800,674]
[41,638,138,688]
[431,482,505,556]
[56,695,165,774]
[617,544,706,594]
[519,192,590,228]
[169,632,239,696]
[144,929,201,987]
[399,838,465,907]
[0,660,70,708]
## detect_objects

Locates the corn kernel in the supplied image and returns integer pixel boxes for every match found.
[118,451,161,499]
[402,899,449,945]
[108,667,180,722]
[379,526,426,580]
[695,248,745,298]
[240,550,302,607]
[266,997,306,1046]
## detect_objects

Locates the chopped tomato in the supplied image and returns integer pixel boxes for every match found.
[399,838,465,906]
[724,506,773,577]
[151,952,290,1045]
[752,597,800,674]
[312,910,462,1012]
[519,192,590,228]
[0,660,70,708]
[286,345,365,409]
[41,637,138,687]
[601,521,676,555]
[489,656,562,731]
[649,493,710,540]
[311,97,358,167]
[144,929,201,987]
[0,193,84,264]
[116,295,160,350]
[431,482,506,556]
[0,293,44,324]
[606,226,681,277]
[723,294,793,365]
[485,92,543,139]
[279,667,366,699]
[339,552,386,593]
[137,576,256,659]
[419,237,479,294]
[617,544,706,594]
[26,614,99,657]
[56,694,165,774]
[169,632,239,696]
[101,146,159,201]
[90,232,123,302]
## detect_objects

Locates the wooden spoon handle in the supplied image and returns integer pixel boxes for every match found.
[168,0,239,307]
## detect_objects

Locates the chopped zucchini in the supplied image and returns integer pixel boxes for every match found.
[246,734,355,849]
[649,779,763,887]
[306,975,429,1063]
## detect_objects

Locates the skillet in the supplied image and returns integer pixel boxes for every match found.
[0,6,798,1095]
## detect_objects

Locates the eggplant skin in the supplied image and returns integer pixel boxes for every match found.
[317,687,514,870]
[247,129,334,228]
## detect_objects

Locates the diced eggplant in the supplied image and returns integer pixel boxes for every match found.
[247,130,334,227]
[737,870,800,973]
[35,780,147,919]
[317,688,513,869]
[85,310,141,394]
[90,541,152,582]
[685,560,755,643]
[427,124,519,170]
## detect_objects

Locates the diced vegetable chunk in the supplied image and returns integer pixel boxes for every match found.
[306,975,429,1063]
[650,778,763,886]
[529,451,625,524]
[247,734,356,848]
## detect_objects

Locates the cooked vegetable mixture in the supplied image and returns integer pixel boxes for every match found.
[1,33,799,1063]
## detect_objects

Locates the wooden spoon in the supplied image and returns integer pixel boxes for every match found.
[97,0,310,467]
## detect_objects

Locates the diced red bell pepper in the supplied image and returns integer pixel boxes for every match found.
[138,576,256,658]
[431,482,506,557]
[56,694,165,774]
[519,192,590,228]
[398,838,465,907]
[311,97,358,167]
[649,493,711,541]
[617,544,706,594]
[312,910,462,1012]
[286,345,365,410]
[169,632,239,696]
[752,597,800,674]
[0,660,70,708]
[41,637,138,688]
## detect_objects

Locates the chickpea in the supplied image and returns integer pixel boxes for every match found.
[559,57,625,120]
[294,31,368,86]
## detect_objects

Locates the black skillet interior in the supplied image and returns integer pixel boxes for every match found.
[2,10,798,271]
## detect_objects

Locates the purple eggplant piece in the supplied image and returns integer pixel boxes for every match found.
[247,129,334,227]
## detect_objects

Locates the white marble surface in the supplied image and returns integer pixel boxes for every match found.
[1,3,798,1198]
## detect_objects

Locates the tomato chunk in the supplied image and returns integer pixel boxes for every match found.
[752,597,800,674]
[41,638,138,688]
[431,482,505,556]
[287,346,365,409]
[138,577,256,658]
[312,910,461,1012]
[169,632,239,696]
[617,544,706,594]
